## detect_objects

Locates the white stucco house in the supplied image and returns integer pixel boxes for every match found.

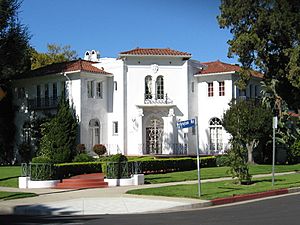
[13,48,262,157]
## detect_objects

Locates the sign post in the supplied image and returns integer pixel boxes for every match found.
[272,116,277,187]
[177,118,201,197]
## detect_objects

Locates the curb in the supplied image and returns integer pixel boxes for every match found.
[210,187,300,206]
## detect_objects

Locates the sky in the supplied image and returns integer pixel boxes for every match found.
[19,0,237,64]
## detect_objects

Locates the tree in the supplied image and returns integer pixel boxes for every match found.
[31,43,78,70]
[218,0,300,110]
[0,0,31,164]
[222,99,273,164]
[39,98,78,163]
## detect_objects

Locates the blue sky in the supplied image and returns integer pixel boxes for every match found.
[20,0,237,63]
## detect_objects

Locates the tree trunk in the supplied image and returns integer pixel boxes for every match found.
[246,140,258,164]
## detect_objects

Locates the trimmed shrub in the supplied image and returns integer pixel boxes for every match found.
[31,156,51,163]
[93,144,107,156]
[72,153,95,162]
[55,162,104,180]
[76,144,86,154]
[105,154,128,179]
[109,153,128,162]
[216,154,230,167]
[30,163,55,181]
[288,140,300,164]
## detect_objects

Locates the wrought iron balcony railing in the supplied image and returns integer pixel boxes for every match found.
[144,93,173,104]
[27,97,60,110]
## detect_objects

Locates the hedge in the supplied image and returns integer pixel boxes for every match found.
[55,162,104,180]
[128,156,217,174]
[28,156,224,180]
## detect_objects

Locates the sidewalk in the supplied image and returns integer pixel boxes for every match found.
[0,171,297,215]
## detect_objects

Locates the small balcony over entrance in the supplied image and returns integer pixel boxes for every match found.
[28,97,60,110]
[144,93,173,104]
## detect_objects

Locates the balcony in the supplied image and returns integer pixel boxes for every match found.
[28,97,60,110]
[144,93,173,104]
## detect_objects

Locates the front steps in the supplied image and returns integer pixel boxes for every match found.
[55,173,108,189]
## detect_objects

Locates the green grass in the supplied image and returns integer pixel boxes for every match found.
[145,164,300,184]
[0,191,37,200]
[128,173,300,200]
[0,166,21,188]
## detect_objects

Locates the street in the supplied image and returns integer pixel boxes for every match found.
[1,192,299,225]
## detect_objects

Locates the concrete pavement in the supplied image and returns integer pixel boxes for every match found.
[0,171,297,216]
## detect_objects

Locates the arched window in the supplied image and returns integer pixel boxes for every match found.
[209,117,223,152]
[89,119,100,148]
[156,76,164,100]
[145,76,152,99]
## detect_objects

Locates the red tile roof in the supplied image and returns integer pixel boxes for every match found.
[197,60,263,78]
[20,59,111,78]
[119,48,192,57]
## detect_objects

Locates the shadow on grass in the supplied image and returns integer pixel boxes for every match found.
[0,176,19,182]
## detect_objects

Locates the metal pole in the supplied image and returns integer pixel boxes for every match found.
[272,116,277,187]
[195,116,201,197]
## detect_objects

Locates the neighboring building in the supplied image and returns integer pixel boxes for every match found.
[13,48,263,158]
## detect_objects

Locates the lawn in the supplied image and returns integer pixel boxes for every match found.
[145,164,300,184]
[0,166,21,188]
[0,191,37,200]
[128,173,300,200]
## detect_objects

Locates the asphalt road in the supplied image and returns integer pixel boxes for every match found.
[1,192,300,225]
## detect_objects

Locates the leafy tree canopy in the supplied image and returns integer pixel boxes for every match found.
[31,43,78,70]
[0,0,31,164]
[218,0,300,109]
[222,99,273,163]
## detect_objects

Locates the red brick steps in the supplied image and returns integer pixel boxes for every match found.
[55,173,108,189]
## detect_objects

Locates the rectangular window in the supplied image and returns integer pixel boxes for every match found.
[96,82,103,99]
[44,84,49,106]
[255,85,259,97]
[87,80,94,98]
[61,81,66,97]
[191,82,195,93]
[219,81,225,96]
[113,121,118,135]
[53,83,57,99]
[208,82,213,97]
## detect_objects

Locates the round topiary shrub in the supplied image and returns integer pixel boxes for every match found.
[73,153,95,162]
[93,144,107,156]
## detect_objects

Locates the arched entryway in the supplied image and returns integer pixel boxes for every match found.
[145,116,164,154]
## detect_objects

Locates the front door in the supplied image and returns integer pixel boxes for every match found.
[146,117,163,154]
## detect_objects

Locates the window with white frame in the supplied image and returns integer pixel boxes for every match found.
[113,121,118,135]
[87,80,94,98]
[208,82,213,97]
[219,81,225,96]
[209,117,223,152]
[96,82,103,99]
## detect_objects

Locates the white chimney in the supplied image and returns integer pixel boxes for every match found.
[83,50,100,62]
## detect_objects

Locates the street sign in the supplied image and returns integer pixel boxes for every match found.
[177,119,195,129]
